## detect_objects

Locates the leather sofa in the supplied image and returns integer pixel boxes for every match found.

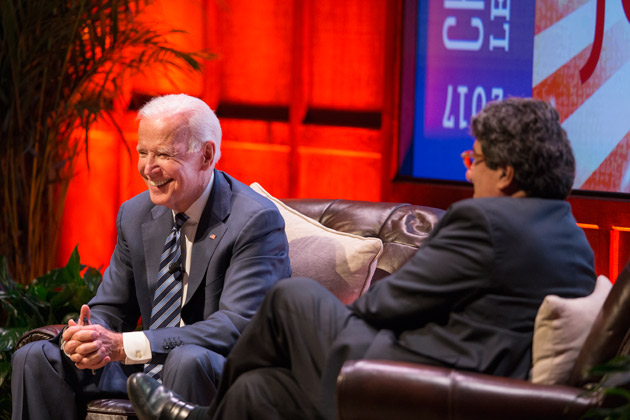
[14,198,444,420]
[336,259,630,420]
[20,198,627,419]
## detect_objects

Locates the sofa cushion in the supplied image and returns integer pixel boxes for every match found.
[282,198,443,282]
[530,275,612,384]
[250,183,383,304]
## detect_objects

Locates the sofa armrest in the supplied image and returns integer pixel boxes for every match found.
[15,324,65,351]
[336,360,599,420]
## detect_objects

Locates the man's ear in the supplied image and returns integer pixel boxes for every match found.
[201,141,215,169]
[497,165,516,191]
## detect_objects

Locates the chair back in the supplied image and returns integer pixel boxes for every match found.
[282,198,444,282]
[568,262,630,387]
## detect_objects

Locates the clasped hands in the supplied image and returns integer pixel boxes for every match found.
[61,304,126,370]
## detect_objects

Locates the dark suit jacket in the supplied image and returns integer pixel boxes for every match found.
[88,170,291,364]
[348,197,596,379]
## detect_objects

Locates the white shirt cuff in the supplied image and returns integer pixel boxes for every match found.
[122,331,152,364]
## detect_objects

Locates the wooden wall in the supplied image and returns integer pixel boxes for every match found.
[59,0,630,281]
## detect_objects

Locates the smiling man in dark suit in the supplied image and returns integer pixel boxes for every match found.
[11,94,291,420]
[126,97,597,420]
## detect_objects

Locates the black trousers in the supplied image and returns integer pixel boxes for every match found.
[192,277,379,420]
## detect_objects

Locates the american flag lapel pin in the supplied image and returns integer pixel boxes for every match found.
[209,233,216,240]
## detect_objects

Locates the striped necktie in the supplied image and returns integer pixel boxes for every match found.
[144,211,189,380]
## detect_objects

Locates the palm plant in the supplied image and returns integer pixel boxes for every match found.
[0,0,210,285]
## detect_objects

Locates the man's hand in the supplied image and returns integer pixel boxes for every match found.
[62,304,125,370]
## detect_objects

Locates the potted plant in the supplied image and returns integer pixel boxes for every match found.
[0,0,210,286]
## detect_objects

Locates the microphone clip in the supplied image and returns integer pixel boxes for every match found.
[168,262,183,278]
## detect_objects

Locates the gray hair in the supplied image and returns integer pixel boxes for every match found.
[138,94,222,163]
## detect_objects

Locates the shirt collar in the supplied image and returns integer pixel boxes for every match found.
[173,171,214,225]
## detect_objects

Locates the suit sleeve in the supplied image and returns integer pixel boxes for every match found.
[88,201,142,332]
[145,206,291,361]
[350,201,495,332]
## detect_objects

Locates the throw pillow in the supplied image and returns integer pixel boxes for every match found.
[530,275,612,384]
[250,182,384,304]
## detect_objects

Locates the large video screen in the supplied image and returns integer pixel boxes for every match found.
[399,0,630,194]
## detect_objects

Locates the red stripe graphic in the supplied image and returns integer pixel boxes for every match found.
[535,0,590,35]
[581,130,630,192]
[533,20,630,122]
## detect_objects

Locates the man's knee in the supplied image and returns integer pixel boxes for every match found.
[269,277,329,306]
[12,343,32,369]
[162,345,225,384]
[12,340,60,373]
[13,340,46,364]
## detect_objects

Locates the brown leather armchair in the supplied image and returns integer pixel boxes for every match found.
[336,260,630,420]
[14,198,444,419]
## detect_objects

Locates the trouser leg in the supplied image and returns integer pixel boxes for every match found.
[161,344,225,405]
[190,368,320,420]
[12,340,84,420]
[208,277,353,418]
[11,339,137,420]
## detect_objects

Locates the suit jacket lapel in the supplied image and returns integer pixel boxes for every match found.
[142,206,173,298]
[186,170,231,305]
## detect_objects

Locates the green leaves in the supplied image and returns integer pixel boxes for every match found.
[582,356,630,420]
[0,247,101,418]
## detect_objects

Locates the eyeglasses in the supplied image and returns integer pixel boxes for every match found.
[461,150,485,169]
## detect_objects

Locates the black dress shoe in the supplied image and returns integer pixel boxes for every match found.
[127,373,195,420]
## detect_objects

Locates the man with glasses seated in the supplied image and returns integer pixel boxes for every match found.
[126,97,597,420]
